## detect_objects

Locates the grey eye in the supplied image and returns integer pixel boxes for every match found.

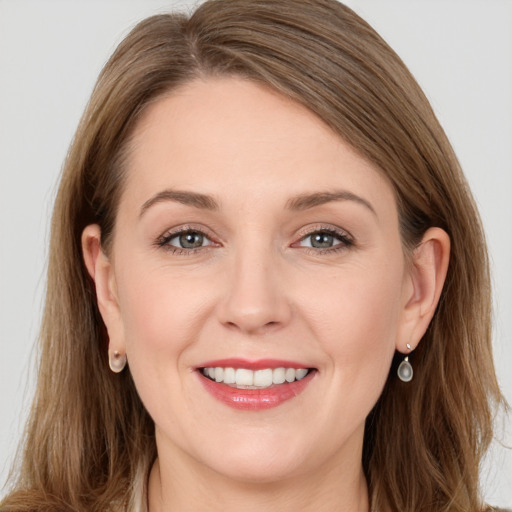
[179,232,204,248]
[309,232,335,249]
[169,231,210,249]
[299,231,343,249]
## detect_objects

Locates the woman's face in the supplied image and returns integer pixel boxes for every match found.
[94,77,419,482]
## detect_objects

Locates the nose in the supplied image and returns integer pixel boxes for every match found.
[217,245,292,335]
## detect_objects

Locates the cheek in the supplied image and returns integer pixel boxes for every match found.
[297,259,404,380]
[307,261,402,336]
[112,262,218,431]
[114,260,214,364]
[298,264,403,434]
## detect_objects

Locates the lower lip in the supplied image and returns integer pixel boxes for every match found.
[198,371,315,410]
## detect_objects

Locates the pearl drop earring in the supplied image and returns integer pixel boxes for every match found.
[397,343,413,382]
[109,350,127,373]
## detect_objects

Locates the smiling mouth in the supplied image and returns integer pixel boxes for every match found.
[200,366,313,389]
[196,359,317,410]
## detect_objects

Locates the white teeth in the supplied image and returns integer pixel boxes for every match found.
[254,369,273,387]
[235,368,254,386]
[223,367,236,384]
[285,368,296,383]
[273,367,286,384]
[214,367,224,383]
[201,366,311,388]
[295,368,308,380]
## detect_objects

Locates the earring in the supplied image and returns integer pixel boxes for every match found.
[397,343,413,382]
[109,350,127,373]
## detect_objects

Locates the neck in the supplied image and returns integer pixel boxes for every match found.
[148,446,370,512]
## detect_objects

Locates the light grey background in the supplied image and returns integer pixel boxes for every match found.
[1,0,511,506]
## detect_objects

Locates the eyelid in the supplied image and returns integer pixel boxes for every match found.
[291,224,354,252]
[167,231,214,248]
[155,224,220,252]
[294,224,353,242]
[154,223,354,255]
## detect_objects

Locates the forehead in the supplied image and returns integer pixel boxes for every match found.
[122,77,396,219]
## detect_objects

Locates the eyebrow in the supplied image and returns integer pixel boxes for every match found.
[139,188,376,218]
[139,189,219,217]
[286,191,376,216]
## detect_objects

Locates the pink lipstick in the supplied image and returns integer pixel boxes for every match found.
[196,358,316,410]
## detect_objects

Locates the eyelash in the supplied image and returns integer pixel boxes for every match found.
[155,225,354,256]
[294,226,354,254]
[155,225,218,256]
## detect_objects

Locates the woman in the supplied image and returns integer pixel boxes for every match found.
[0,0,507,511]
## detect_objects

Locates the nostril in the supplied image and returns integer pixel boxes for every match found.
[227,320,283,336]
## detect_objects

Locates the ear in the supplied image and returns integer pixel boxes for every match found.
[396,227,450,353]
[82,224,126,357]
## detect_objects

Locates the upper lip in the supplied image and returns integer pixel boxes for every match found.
[196,358,312,371]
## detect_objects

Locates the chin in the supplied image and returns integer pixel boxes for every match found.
[189,428,326,485]
[203,452,308,485]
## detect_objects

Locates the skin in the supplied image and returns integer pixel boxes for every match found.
[82,77,450,512]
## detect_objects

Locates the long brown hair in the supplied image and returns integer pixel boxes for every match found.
[1,1,504,511]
